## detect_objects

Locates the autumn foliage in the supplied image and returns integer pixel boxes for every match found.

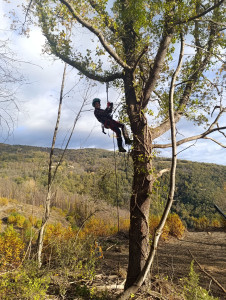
[0,225,25,271]
[149,213,185,240]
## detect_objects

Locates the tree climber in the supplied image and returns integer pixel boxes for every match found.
[92,98,132,152]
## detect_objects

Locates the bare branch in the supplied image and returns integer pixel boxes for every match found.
[153,126,226,149]
[203,136,226,148]
[177,141,197,155]
[22,0,33,29]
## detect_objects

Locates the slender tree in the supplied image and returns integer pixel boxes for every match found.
[0,38,24,137]
[37,62,88,267]
[29,0,225,291]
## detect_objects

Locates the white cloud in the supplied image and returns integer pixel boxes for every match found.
[0,2,225,166]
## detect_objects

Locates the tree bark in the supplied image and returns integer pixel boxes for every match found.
[120,33,184,299]
[124,72,153,287]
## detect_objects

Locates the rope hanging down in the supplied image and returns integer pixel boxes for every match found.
[106,82,109,104]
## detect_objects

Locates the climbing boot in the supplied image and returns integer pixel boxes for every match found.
[117,137,126,152]
[118,146,126,152]
[124,138,133,145]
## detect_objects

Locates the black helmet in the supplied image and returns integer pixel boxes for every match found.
[92,98,101,107]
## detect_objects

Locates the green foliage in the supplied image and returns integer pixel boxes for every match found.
[28,0,225,131]
[72,284,109,299]
[7,212,26,228]
[0,144,225,229]
[154,158,226,227]
[0,263,50,300]
[182,261,219,300]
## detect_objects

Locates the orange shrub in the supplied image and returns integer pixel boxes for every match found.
[192,216,209,230]
[149,213,185,240]
[120,218,130,231]
[211,218,221,228]
[44,223,74,244]
[167,213,185,238]
[78,216,130,238]
[79,217,116,238]
[0,225,25,271]
[149,215,170,240]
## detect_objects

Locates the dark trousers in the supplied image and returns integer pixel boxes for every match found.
[104,119,123,138]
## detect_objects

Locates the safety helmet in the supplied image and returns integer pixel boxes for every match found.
[92,98,101,107]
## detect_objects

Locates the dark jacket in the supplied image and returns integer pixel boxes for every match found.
[94,103,113,125]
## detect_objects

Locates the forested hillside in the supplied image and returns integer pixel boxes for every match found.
[0,143,225,228]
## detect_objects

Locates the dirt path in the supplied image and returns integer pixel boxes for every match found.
[98,230,226,299]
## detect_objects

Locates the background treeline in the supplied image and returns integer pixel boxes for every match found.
[0,143,225,228]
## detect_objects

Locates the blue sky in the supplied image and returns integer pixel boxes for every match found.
[0,0,225,166]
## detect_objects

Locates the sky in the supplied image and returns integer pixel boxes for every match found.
[0,1,225,166]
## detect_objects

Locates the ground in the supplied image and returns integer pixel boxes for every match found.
[94,229,226,299]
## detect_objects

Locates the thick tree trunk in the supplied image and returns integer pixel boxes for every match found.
[125,121,153,288]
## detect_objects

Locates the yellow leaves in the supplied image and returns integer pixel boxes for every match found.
[0,225,25,271]
[149,215,170,240]
[149,213,185,240]
[7,213,26,228]
[0,197,9,206]
[78,216,130,238]
[167,213,185,238]
[44,222,74,245]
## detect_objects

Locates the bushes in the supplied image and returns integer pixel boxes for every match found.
[78,216,130,238]
[42,222,97,280]
[0,264,50,300]
[167,213,185,238]
[149,213,185,240]
[8,212,26,228]
[149,215,170,240]
[0,197,9,206]
[182,261,219,300]
[191,216,209,230]
[0,225,25,271]
[190,215,226,230]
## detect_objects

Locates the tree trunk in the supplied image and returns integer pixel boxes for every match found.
[125,117,153,288]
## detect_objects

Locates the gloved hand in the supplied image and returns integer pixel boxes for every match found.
[107,102,113,108]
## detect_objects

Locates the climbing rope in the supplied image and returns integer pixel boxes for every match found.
[113,135,120,233]
[106,82,109,104]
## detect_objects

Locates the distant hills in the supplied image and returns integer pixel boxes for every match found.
[0,143,225,227]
